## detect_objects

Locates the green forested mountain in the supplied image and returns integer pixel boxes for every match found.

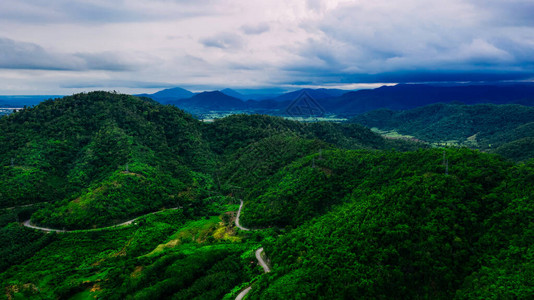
[0,92,532,299]
[350,103,534,161]
[0,92,212,228]
[204,114,423,196]
[242,149,534,299]
[0,92,418,229]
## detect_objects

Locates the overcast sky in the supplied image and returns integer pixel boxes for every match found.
[1,0,533,94]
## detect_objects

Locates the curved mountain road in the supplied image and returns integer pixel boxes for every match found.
[235,200,250,231]
[255,247,271,273]
[235,286,252,300]
[22,200,266,299]
[22,208,179,233]
[23,220,68,233]
[234,200,270,299]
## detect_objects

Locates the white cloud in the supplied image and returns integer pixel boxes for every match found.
[0,0,533,94]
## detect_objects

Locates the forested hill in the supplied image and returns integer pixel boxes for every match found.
[350,103,534,161]
[202,114,425,195]
[0,91,532,299]
[0,92,420,229]
[0,92,212,228]
[243,148,534,299]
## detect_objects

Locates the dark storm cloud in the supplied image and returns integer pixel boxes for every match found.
[277,69,534,86]
[0,37,139,71]
[341,71,534,84]
[284,0,534,85]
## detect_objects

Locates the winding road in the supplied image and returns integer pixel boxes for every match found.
[22,208,178,233]
[23,220,68,233]
[235,200,250,231]
[234,200,270,300]
[5,203,46,210]
[255,247,271,273]
[235,287,252,300]
[21,200,267,299]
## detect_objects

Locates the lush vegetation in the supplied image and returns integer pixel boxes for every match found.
[206,114,424,196]
[0,92,212,228]
[0,209,263,299]
[244,149,533,299]
[350,103,534,161]
[0,92,532,299]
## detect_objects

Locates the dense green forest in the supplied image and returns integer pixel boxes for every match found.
[0,92,532,299]
[350,103,534,161]
[242,149,533,298]
[0,92,213,229]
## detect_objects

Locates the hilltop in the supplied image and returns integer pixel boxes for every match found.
[135,87,194,102]
[0,92,211,228]
[168,91,247,111]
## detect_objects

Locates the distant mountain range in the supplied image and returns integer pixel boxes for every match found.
[3,83,534,117]
[321,84,534,115]
[136,87,284,103]
[135,83,534,117]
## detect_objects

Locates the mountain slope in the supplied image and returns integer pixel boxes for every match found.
[170,91,246,111]
[220,88,247,100]
[135,87,194,103]
[271,88,349,102]
[244,148,533,299]
[135,84,534,117]
[202,114,425,200]
[0,92,212,228]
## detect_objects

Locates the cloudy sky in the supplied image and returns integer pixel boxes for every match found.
[1,0,533,94]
